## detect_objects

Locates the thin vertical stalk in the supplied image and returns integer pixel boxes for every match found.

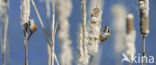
[45,0,51,65]
[142,37,146,65]
[51,0,55,64]
[21,0,30,64]
[24,36,28,65]
[81,0,88,64]
[2,0,8,65]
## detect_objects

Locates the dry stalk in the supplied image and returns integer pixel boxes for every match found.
[24,35,28,65]
[138,0,149,65]
[126,13,136,65]
[51,0,55,65]
[2,0,8,65]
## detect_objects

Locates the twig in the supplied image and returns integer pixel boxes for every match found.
[24,34,28,65]
[51,0,55,65]
[2,1,8,65]
[31,0,51,47]
[31,0,58,46]
[54,52,60,65]
[45,0,51,65]
[142,37,146,65]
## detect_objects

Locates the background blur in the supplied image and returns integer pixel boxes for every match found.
[0,0,156,65]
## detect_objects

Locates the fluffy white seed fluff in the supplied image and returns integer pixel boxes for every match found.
[56,0,73,65]
[126,13,136,63]
[139,0,149,17]
[21,0,30,29]
[88,1,104,65]
[112,4,126,54]
[88,8,102,56]
[77,26,89,65]
[126,30,136,62]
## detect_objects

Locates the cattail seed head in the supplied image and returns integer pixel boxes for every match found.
[88,8,102,56]
[126,13,136,62]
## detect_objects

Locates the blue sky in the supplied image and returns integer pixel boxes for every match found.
[0,0,156,65]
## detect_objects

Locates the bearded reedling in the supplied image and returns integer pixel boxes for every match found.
[28,19,37,40]
[99,26,111,42]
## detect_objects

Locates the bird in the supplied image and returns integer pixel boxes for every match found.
[99,26,111,42]
[28,19,37,40]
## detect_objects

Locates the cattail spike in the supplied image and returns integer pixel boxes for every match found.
[126,13,136,63]
[88,8,102,56]
[139,0,149,37]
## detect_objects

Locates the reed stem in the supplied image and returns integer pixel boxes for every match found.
[51,0,55,65]
[2,1,8,65]
[142,37,146,65]
[24,35,28,65]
